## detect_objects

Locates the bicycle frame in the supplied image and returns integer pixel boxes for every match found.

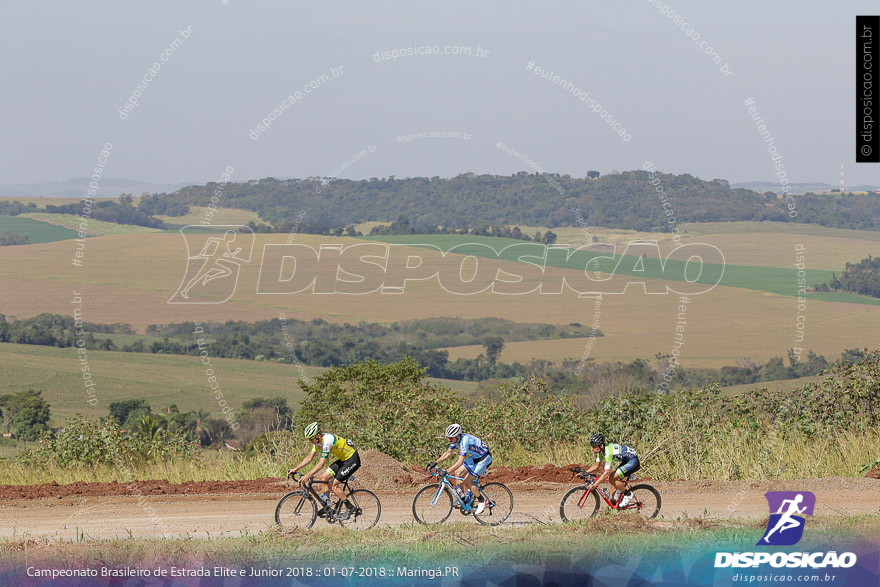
[428,469,486,513]
[289,474,352,516]
[575,470,641,511]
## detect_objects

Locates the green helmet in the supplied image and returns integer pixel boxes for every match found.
[304,422,320,439]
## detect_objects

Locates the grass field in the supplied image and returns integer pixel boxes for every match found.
[0,343,478,426]
[20,213,162,236]
[0,342,316,425]
[154,206,264,226]
[0,215,80,243]
[719,374,823,396]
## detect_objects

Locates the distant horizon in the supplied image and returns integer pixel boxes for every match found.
[1,171,875,200]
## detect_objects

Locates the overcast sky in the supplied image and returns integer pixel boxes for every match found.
[1,1,877,187]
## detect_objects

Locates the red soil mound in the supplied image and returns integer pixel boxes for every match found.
[866,465,880,479]
[485,463,582,484]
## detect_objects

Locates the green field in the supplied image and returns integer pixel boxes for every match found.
[0,342,316,424]
[0,343,478,426]
[0,215,80,243]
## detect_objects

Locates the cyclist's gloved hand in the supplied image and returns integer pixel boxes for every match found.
[426,462,437,470]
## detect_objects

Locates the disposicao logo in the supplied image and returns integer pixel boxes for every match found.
[759,491,815,546]
[714,491,858,569]
[169,226,255,304]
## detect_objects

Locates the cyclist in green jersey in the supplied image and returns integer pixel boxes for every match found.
[584,433,641,507]
[287,422,360,518]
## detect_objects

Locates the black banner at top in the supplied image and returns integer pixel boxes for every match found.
[857,15,880,162]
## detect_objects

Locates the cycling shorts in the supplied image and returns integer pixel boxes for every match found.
[328,451,360,482]
[615,456,640,480]
[463,453,492,478]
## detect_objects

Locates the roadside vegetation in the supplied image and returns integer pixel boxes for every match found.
[1,351,877,485]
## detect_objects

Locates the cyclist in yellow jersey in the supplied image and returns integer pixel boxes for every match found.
[287,422,360,518]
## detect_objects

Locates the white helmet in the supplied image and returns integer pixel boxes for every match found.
[304,422,320,439]
[445,423,462,438]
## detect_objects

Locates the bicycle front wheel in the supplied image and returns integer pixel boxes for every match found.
[560,486,600,522]
[412,483,454,525]
[275,491,318,529]
[625,484,661,519]
[474,482,513,526]
[339,489,381,531]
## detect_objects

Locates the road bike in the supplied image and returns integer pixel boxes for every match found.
[275,472,381,530]
[559,467,661,521]
[412,465,513,526]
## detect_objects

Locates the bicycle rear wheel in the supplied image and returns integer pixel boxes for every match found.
[275,491,318,529]
[339,489,381,530]
[623,484,661,518]
[474,482,513,526]
[412,483,454,525]
[560,486,600,522]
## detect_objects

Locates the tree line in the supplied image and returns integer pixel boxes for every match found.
[815,255,880,298]
[0,312,840,391]
[0,195,164,229]
[129,171,880,232]
[4,172,880,234]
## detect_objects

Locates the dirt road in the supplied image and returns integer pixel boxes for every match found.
[1,477,877,541]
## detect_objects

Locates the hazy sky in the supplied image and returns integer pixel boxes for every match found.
[1,1,877,186]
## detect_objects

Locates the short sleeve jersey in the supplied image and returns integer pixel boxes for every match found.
[311,433,356,461]
[450,433,490,459]
[596,443,637,469]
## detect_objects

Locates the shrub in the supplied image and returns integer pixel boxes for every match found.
[20,415,198,468]
[467,378,587,452]
[296,357,464,461]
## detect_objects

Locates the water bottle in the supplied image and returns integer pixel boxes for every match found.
[319,492,331,505]
[455,486,466,500]
[464,490,473,504]
[601,488,610,499]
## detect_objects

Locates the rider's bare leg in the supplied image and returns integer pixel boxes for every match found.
[460,472,478,495]
[327,475,348,504]
[608,473,627,496]
[452,465,476,494]
[315,470,345,505]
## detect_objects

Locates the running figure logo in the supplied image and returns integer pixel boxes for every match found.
[168,226,254,304]
[758,491,816,546]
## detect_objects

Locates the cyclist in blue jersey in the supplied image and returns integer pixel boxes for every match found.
[427,424,492,514]
[584,433,641,507]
